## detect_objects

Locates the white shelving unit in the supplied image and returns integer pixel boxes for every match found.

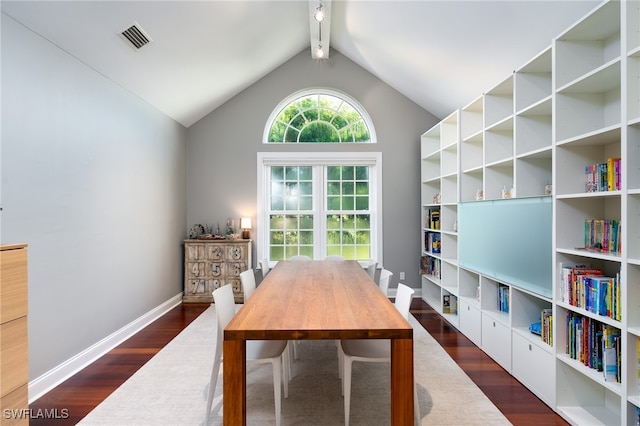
[421,110,460,326]
[419,1,640,424]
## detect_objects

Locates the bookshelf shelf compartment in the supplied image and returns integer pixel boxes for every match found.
[554,1,621,89]
[515,48,553,113]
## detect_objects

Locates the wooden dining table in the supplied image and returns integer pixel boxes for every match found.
[223,259,414,425]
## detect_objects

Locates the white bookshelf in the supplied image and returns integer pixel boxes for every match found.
[421,110,460,325]
[419,1,640,424]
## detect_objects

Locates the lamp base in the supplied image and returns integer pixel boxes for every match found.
[242,230,250,239]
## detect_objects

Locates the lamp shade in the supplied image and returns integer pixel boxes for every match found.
[240,217,252,239]
[240,217,252,229]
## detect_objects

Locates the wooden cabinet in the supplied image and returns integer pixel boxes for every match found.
[183,239,252,303]
[0,244,28,426]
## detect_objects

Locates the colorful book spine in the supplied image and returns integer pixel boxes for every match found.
[541,308,553,346]
[497,284,509,313]
[585,158,621,193]
[565,312,621,381]
[583,219,622,253]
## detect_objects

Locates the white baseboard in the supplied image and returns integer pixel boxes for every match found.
[28,293,184,403]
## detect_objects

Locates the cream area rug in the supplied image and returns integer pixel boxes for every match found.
[78,305,512,426]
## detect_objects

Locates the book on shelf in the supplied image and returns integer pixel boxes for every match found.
[442,294,458,315]
[541,308,553,346]
[420,254,441,279]
[603,325,621,382]
[424,231,441,254]
[565,312,621,382]
[559,263,621,321]
[426,208,440,230]
[497,284,509,313]
[584,219,621,253]
[584,158,621,193]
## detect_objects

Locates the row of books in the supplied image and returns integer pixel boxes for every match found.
[584,219,621,253]
[565,312,621,383]
[420,255,441,279]
[424,231,441,254]
[442,294,458,314]
[559,264,621,321]
[584,157,621,192]
[541,308,553,346]
[425,208,440,230]
[497,284,509,314]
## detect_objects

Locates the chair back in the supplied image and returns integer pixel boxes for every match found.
[289,255,311,261]
[240,269,256,302]
[259,259,270,279]
[212,284,236,349]
[366,260,378,280]
[378,268,392,296]
[325,255,345,260]
[394,283,415,320]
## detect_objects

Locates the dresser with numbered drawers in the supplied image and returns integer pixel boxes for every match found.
[183,239,252,303]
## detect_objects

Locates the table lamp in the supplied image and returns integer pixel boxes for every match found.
[240,217,252,239]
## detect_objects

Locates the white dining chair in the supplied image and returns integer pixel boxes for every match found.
[259,259,271,279]
[378,268,393,297]
[339,283,420,426]
[289,255,311,261]
[239,269,256,302]
[366,260,378,281]
[240,268,294,375]
[205,284,289,426]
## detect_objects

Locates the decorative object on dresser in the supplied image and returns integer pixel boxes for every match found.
[183,239,252,303]
[0,244,28,426]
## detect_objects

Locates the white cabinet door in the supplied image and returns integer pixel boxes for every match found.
[459,299,481,346]
[512,332,555,407]
[481,312,511,371]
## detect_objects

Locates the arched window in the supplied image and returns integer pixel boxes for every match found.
[264,89,376,143]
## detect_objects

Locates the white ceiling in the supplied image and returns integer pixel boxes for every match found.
[2,0,601,128]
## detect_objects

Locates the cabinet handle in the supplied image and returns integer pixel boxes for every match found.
[493,321,496,327]
[467,306,470,311]
[529,344,532,351]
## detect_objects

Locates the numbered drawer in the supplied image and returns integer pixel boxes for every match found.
[459,299,481,346]
[227,245,246,261]
[512,332,555,407]
[481,312,511,371]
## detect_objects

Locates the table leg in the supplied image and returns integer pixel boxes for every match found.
[223,339,246,425]
[391,337,414,426]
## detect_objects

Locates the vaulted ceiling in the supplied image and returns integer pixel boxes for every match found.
[1,1,600,127]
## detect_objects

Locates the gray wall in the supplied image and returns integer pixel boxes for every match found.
[1,14,187,379]
[187,49,438,288]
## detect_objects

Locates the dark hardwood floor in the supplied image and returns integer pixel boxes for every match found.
[29,299,567,425]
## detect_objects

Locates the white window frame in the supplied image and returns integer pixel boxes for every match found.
[257,152,383,266]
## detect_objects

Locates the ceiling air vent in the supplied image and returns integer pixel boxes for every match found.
[119,22,152,50]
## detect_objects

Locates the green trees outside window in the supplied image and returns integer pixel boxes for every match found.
[267,93,371,143]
